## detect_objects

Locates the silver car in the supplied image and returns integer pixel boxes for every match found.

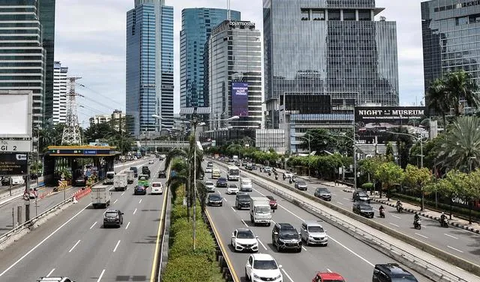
[300,220,328,246]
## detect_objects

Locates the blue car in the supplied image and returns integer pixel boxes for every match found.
[134,185,147,195]
[216,177,228,188]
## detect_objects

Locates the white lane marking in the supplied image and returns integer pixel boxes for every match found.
[415,233,428,239]
[68,240,81,253]
[113,240,121,252]
[241,219,248,227]
[113,199,118,204]
[125,222,131,230]
[281,268,295,282]
[0,203,90,277]
[223,198,228,202]
[343,198,350,201]
[139,199,142,204]
[278,204,303,221]
[97,269,106,282]
[327,268,332,273]
[46,268,55,277]
[447,245,464,253]
[258,239,268,250]
[231,206,236,212]
[391,214,401,219]
[121,192,125,196]
[302,246,307,251]
[445,233,458,240]
[90,221,97,230]
[253,188,266,196]
[133,208,137,215]
[328,236,375,267]
[389,223,399,228]
[336,201,344,206]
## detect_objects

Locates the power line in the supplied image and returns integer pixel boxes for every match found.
[77,83,124,108]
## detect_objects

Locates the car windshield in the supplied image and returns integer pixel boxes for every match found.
[297,181,306,185]
[106,174,114,179]
[206,182,214,186]
[308,226,324,232]
[280,231,298,239]
[229,185,238,188]
[152,183,161,187]
[317,188,329,193]
[218,178,226,182]
[358,192,368,197]
[209,195,221,200]
[253,260,278,270]
[136,186,144,189]
[360,204,372,209]
[237,230,255,239]
[238,195,249,200]
[139,176,147,180]
[256,206,271,213]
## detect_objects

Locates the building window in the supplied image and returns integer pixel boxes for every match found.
[312,9,325,21]
[343,10,356,21]
[328,10,341,21]
[358,10,371,21]
[301,9,310,21]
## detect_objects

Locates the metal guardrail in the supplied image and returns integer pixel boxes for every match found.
[211,159,470,282]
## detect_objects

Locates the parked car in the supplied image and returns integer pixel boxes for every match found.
[158,170,166,178]
[372,263,418,282]
[271,222,302,252]
[134,185,147,195]
[266,195,277,210]
[207,193,223,207]
[205,180,215,193]
[314,187,332,201]
[295,180,308,191]
[353,201,374,218]
[352,189,370,203]
[231,228,258,252]
[312,272,345,282]
[226,184,239,195]
[245,254,283,282]
[300,220,328,246]
[216,177,228,188]
[103,209,124,228]
[235,192,251,209]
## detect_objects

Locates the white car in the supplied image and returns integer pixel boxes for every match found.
[245,253,283,282]
[205,167,213,173]
[149,159,154,164]
[151,182,163,194]
[240,178,253,192]
[205,181,215,193]
[231,228,258,252]
[226,184,239,195]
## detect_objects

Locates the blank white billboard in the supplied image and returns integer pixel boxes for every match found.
[0,91,32,137]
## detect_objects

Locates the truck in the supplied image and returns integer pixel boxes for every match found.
[125,170,135,184]
[91,185,111,209]
[103,171,115,185]
[249,197,272,226]
[114,174,128,191]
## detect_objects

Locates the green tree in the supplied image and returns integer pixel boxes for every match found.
[359,157,386,192]
[385,142,394,162]
[374,162,404,199]
[300,129,335,154]
[426,78,449,126]
[83,123,116,143]
[403,164,433,211]
[443,70,480,116]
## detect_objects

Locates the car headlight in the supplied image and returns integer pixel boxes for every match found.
[253,274,261,279]
[275,274,282,279]
[308,236,314,239]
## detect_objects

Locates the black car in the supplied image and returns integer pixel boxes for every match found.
[372,263,418,282]
[216,177,228,188]
[353,201,374,218]
[74,176,87,187]
[129,167,138,177]
[353,189,370,203]
[207,194,223,207]
[266,195,277,210]
[314,187,332,201]
[141,166,151,178]
[134,185,147,195]
[158,170,166,178]
[103,209,124,228]
[271,223,302,252]
[295,180,308,191]
[235,193,251,210]
[1,176,10,186]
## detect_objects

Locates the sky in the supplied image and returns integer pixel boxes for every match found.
[55,0,425,126]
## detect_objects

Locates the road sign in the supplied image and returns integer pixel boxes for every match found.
[0,153,28,175]
[0,139,31,152]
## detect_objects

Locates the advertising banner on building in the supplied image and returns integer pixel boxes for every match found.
[232,82,249,117]
[355,106,426,125]
[0,153,28,175]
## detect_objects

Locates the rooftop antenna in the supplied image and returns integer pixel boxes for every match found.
[227,0,231,20]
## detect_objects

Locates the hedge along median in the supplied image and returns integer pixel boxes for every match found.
[162,186,224,282]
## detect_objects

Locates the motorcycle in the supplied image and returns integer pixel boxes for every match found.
[288,177,293,184]
[379,209,385,218]
[414,219,421,230]
[440,217,448,228]
[396,205,403,213]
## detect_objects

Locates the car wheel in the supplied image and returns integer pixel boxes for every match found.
[297,247,302,253]
[245,269,250,281]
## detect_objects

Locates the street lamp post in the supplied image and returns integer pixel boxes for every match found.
[329,133,358,189]
[295,134,313,177]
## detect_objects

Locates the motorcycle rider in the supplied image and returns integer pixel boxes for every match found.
[414,213,420,227]
[396,200,403,212]
[440,212,447,227]
[379,205,385,217]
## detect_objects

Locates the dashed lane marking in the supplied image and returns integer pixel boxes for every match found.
[96,269,106,282]
[125,222,131,230]
[281,268,295,282]
[447,245,464,253]
[68,240,81,253]
[113,240,121,252]
[389,223,399,228]
[258,239,268,250]
[444,233,458,240]
[90,221,97,230]
[46,268,55,277]
[133,208,137,215]
[415,233,428,239]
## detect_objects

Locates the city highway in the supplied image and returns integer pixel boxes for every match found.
[207,164,430,282]
[0,157,166,281]
[247,165,480,265]
[0,158,151,236]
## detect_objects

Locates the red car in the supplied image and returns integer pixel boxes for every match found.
[266,195,277,210]
[312,272,345,282]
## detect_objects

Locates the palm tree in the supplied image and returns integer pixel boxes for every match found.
[166,158,188,203]
[436,116,480,171]
[426,78,449,127]
[443,70,480,116]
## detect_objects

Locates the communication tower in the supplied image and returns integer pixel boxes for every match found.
[61,77,82,145]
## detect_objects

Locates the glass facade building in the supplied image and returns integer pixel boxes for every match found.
[180,8,240,110]
[421,0,480,104]
[126,0,174,136]
[264,0,399,128]
[0,0,46,128]
[205,20,262,130]
[39,0,55,125]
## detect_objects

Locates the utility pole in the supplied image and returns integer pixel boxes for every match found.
[192,109,198,251]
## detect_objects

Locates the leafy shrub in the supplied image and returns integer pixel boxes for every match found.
[361,182,374,190]
[163,255,223,282]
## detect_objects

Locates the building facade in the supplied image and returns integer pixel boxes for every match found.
[89,110,126,132]
[206,20,262,130]
[126,0,174,137]
[39,0,56,124]
[0,0,46,128]
[180,8,241,111]
[421,0,480,107]
[263,0,399,129]
[53,61,68,125]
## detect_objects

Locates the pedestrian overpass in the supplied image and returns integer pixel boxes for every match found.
[135,140,190,150]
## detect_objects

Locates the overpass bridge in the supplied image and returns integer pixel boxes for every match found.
[134,140,190,150]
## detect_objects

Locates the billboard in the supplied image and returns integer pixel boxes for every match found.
[0,91,32,138]
[355,106,426,125]
[0,153,28,175]
[232,82,249,117]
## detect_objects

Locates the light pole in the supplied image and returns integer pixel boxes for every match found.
[295,134,313,177]
[329,133,359,189]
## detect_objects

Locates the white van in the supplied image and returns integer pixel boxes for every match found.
[151,182,163,195]
[11,176,25,185]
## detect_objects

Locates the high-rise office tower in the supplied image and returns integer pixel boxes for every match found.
[53,61,68,125]
[206,20,262,130]
[126,0,174,136]
[0,0,47,128]
[421,0,480,105]
[180,8,241,110]
[263,0,399,128]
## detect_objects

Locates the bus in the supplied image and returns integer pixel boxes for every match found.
[227,165,240,181]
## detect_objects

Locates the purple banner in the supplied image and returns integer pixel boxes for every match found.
[232,82,249,117]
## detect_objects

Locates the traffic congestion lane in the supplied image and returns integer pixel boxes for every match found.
[206,166,430,282]
[0,158,166,281]
[248,165,480,264]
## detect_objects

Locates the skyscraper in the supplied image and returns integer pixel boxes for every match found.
[206,20,262,130]
[421,0,480,104]
[263,0,399,128]
[0,0,46,128]
[126,0,174,136]
[180,8,241,110]
[53,61,68,125]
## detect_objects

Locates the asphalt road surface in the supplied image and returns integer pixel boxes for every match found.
[206,164,430,282]
[0,157,166,281]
